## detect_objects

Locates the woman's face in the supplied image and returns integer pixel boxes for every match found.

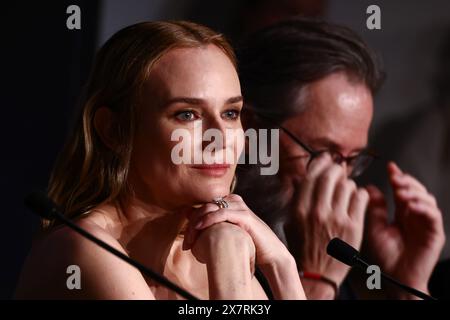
[129,45,243,210]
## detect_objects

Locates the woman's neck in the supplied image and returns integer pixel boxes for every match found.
[116,193,185,236]
[108,195,188,274]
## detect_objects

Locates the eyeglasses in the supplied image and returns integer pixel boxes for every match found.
[278,125,376,178]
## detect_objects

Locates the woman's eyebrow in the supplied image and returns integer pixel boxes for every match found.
[225,96,243,104]
[165,96,243,107]
[166,97,205,106]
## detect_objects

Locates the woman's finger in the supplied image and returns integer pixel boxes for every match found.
[186,203,221,227]
[195,209,250,231]
[184,209,245,250]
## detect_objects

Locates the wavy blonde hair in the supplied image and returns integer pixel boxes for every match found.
[45,21,236,229]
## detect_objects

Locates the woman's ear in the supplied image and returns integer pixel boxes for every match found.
[94,106,117,150]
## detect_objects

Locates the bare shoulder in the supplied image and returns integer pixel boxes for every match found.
[15,216,155,300]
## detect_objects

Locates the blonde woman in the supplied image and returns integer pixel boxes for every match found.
[15,21,305,300]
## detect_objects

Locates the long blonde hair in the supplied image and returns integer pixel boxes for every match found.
[45,21,236,229]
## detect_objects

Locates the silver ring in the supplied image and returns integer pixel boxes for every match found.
[212,197,229,209]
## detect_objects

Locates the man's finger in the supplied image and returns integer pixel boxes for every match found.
[388,162,427,192]
[366,184,387,207]
[314,164,346,211]
[349,188,369,222]
[396,189,438,208]
[334,179,357,216]
[295,154,334,216]
[307,153,334,178]
[365,185,388,232]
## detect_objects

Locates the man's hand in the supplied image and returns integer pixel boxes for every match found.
[285,154,369,299]
[365,162,445,298]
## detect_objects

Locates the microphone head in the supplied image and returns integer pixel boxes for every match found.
[327,238,360,267]
[24,191,58,219]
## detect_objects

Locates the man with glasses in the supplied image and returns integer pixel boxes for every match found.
[236,18,445,299]
[260,114,377,179]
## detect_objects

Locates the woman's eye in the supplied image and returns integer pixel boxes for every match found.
[175,111,197,121]
[222,109,240,120]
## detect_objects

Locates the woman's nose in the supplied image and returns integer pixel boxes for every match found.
[201,116,227,150]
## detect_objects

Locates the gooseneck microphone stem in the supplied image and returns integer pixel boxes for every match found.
[55,210,199,300]
[353,256,435,300]
[327,238,436,300]
[25,192,199,300]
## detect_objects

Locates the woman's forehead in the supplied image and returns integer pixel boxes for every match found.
[144,45,241,103]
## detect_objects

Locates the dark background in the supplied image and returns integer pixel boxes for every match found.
[2,0,450,299]
[2,1,99,299]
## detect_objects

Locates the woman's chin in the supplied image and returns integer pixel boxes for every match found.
[188,184,232,204]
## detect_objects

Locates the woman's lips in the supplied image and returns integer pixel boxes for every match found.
[189,164,231,177]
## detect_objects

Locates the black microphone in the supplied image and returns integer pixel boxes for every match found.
[327,237,436,300]
[24,191,199,300]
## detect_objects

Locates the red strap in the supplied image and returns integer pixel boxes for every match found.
[299,270,339,298]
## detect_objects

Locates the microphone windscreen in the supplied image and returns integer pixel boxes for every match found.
[24,191,57,219]
[326,237,360,267]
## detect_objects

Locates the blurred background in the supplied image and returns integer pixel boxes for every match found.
[2,0,450,299]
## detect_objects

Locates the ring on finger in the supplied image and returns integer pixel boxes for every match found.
[212,197,229,209]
